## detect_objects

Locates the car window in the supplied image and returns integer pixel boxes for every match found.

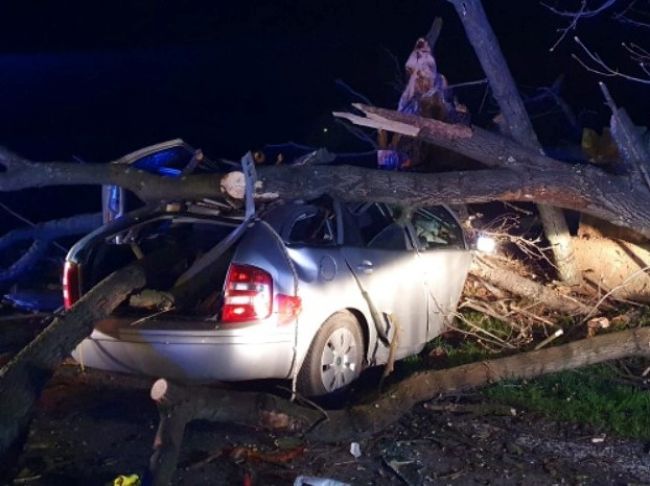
[288,207,336,245]
[411,206,465,250]
[344,202,408,250]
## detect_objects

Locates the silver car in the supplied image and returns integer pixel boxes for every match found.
[65,197,472,396]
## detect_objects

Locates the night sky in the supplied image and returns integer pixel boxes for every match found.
[0,1,648,230]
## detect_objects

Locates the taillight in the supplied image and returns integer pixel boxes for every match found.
[62,261,80,310]
[222,264,273,323]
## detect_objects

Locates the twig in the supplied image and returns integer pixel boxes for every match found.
[335,79,373,105]
[510,304,556,327]
[462,299,522,335]
[453,310,517,349]
[534,328,564,350]
[448,78,488,89]
[581,264,650,324]
[543,0,618,51]
[573,36,650,84]
[614,0,650,28]
[333,119,378,149]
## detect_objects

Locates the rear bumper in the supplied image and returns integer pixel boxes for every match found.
[72,318,295,382]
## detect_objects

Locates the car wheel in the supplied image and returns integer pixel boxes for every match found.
[297,312,364,397]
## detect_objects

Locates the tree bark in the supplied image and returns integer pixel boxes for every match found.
[2,127,650,238]
[147,327,650,484]
[0,264,146,470]
[471,258,591,315]
[332,106,650,238]
[448,0,580,284]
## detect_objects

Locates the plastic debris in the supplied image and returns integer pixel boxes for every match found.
[293,476,350,486]
[349,441,362,458]
[113,474,141,486]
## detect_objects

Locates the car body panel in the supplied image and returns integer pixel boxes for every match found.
[67,197,472,384]
[340,245,428,359]
[416,249,473,339]
[73,317,294,382]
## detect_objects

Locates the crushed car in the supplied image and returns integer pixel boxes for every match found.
[64,150,472,397]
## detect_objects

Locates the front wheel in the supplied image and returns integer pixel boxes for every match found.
[297,312,364,397]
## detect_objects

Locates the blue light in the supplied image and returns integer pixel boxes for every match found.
[132,147,188,176]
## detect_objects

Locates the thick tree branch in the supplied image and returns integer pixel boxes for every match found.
[148,327,650,483]
[448,0,580,284]
[338,104,567,170]
[0,264,146,468]
[3,120,650,238]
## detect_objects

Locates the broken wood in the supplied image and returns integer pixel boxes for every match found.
[333,105,650,238]
[470,258,591,315]
[3,106,650,239]
[146,327,650,484]
[0,242,185,469]
[448,0,580,284]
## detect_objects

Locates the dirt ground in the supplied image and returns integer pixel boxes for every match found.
[2,364,649,486]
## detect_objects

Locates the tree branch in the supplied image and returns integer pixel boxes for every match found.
[147,327,650,483]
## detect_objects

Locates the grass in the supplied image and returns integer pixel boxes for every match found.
[395,308,650,440]
[485,364,650,440]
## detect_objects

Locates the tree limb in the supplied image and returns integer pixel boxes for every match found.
[147,327,650,483]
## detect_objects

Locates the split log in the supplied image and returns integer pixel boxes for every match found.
[448,0,579,284]
[147,327,650,484]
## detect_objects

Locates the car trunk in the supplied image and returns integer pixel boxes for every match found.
[76,214,240,324]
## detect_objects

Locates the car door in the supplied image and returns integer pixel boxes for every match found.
[340,202,427,358]
[409,206,473,340]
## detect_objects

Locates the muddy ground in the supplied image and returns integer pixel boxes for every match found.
[3,363,650,486]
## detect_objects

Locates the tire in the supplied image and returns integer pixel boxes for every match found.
[297,312,364,397]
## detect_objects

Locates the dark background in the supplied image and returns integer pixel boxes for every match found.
[0,0,647,230]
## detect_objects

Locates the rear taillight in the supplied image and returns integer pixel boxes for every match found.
[62,261,80,310]
[222,264,273,323]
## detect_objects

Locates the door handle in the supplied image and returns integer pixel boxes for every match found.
[356,260,374,273]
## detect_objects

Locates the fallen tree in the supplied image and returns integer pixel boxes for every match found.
[1,112,649,237]
[0,242,185,470]
[0,264,145,472]
[147,326,650,485]
[1,0,650,482]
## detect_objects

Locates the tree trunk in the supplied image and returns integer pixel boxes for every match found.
[147,327,650,484]
[448,0,580,285]
[333,105,650,238]
[2,115,650,238]
[0,264,146,470]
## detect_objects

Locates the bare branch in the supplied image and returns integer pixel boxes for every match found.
[543,0,619,51]
[573,35,650,84]
[613,0,650,28]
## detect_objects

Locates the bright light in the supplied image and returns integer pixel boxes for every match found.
[476,235,497,253]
